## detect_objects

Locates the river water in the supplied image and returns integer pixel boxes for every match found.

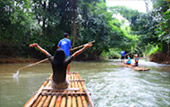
[0,59,170,107]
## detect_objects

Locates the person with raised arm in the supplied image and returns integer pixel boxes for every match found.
[29,43,92,89]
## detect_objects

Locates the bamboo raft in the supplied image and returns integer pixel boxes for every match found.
[24,72,94,107]
[121,63,150,71]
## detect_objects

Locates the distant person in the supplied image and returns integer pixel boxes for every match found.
[124,55,131,65]
[29,43,92,89]
[132,54,139,67]
[120,51,125,63]
[58,33,72,74]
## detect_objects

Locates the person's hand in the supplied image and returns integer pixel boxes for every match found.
[29,43,38,47]
[84,43,93,48]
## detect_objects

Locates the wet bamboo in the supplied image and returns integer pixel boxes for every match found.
[84,89,94,107]
[37,95,47,107]
[42,96,52,107]
[55,96,62,107]
[77,73,87,90]
[67,96,72,107]
[82,96,88,107]
[60,95,66,107]
[71,73,77,107]
[76,73,83,107]
[60,74,70,107]
[72,96,77,107]
[78,75,88,107]
[32,95,42,107]
[77,73,89,107]
[46,81,51,87]
[49,96,57,107]
[25,86,44,107]
[67,75,72,107]
[77,96,83,107]
[73,74,78,107]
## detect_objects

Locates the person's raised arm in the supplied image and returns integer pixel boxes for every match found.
[72,43,92,57]
[29,43,51,56]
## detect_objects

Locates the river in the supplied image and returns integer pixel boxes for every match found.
[0,59,170,107]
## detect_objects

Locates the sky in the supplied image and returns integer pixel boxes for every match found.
[106,0,153,13]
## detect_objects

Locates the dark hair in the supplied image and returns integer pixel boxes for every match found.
[64,33,69,37]
[53,49,65,62]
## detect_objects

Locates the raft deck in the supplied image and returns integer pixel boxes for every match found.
[24,73,93,107]
[121,63,150,71]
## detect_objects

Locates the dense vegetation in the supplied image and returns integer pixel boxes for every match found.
[0,0,169,61]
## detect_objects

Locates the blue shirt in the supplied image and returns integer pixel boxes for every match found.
[127,57,131,64]
[58,38,71,56]
[120,51,125,56]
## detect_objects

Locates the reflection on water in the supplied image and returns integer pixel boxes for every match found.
[0,60,170,107]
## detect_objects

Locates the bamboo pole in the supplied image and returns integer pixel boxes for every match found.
[77,73,92,107]
[55,96,62,107]
[25,86,44,107]
[17,58,48,72]
[71,73,77,107]
[77,74,88,107]
[32,95,42,107]
[72,96,77,107]
[77,96,83,107]
[82,96,88,107]
[37,95,47,107]
[67,76,72,107]
[71,40,95,51]
[84,89,94,107]
[43,96,52,107]
[46,81,51,87]
[67,96,72,107]
[60,96,66,107]
[49,96,57,107]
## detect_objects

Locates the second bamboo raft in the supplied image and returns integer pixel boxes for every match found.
[24,72,93,107]
[121,63,150,71]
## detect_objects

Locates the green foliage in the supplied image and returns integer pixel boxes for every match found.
[110,0,170,56]
[0,0,130,60]
[101,48,121,59]
[3,0,169,59]
[148,45,160,55]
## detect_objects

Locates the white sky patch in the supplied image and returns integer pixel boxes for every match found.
[106,0,153,13]
[106,0,153,26]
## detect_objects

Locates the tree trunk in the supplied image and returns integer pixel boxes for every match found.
[168,43,170,56]
[71,0,77,47]
[42,1,46,38]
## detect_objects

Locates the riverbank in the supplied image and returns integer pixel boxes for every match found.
[149,53,170,64]
[1,53,170,64]
[0,57,38,63]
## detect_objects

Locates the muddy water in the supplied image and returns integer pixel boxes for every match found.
[0,60,170,107]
